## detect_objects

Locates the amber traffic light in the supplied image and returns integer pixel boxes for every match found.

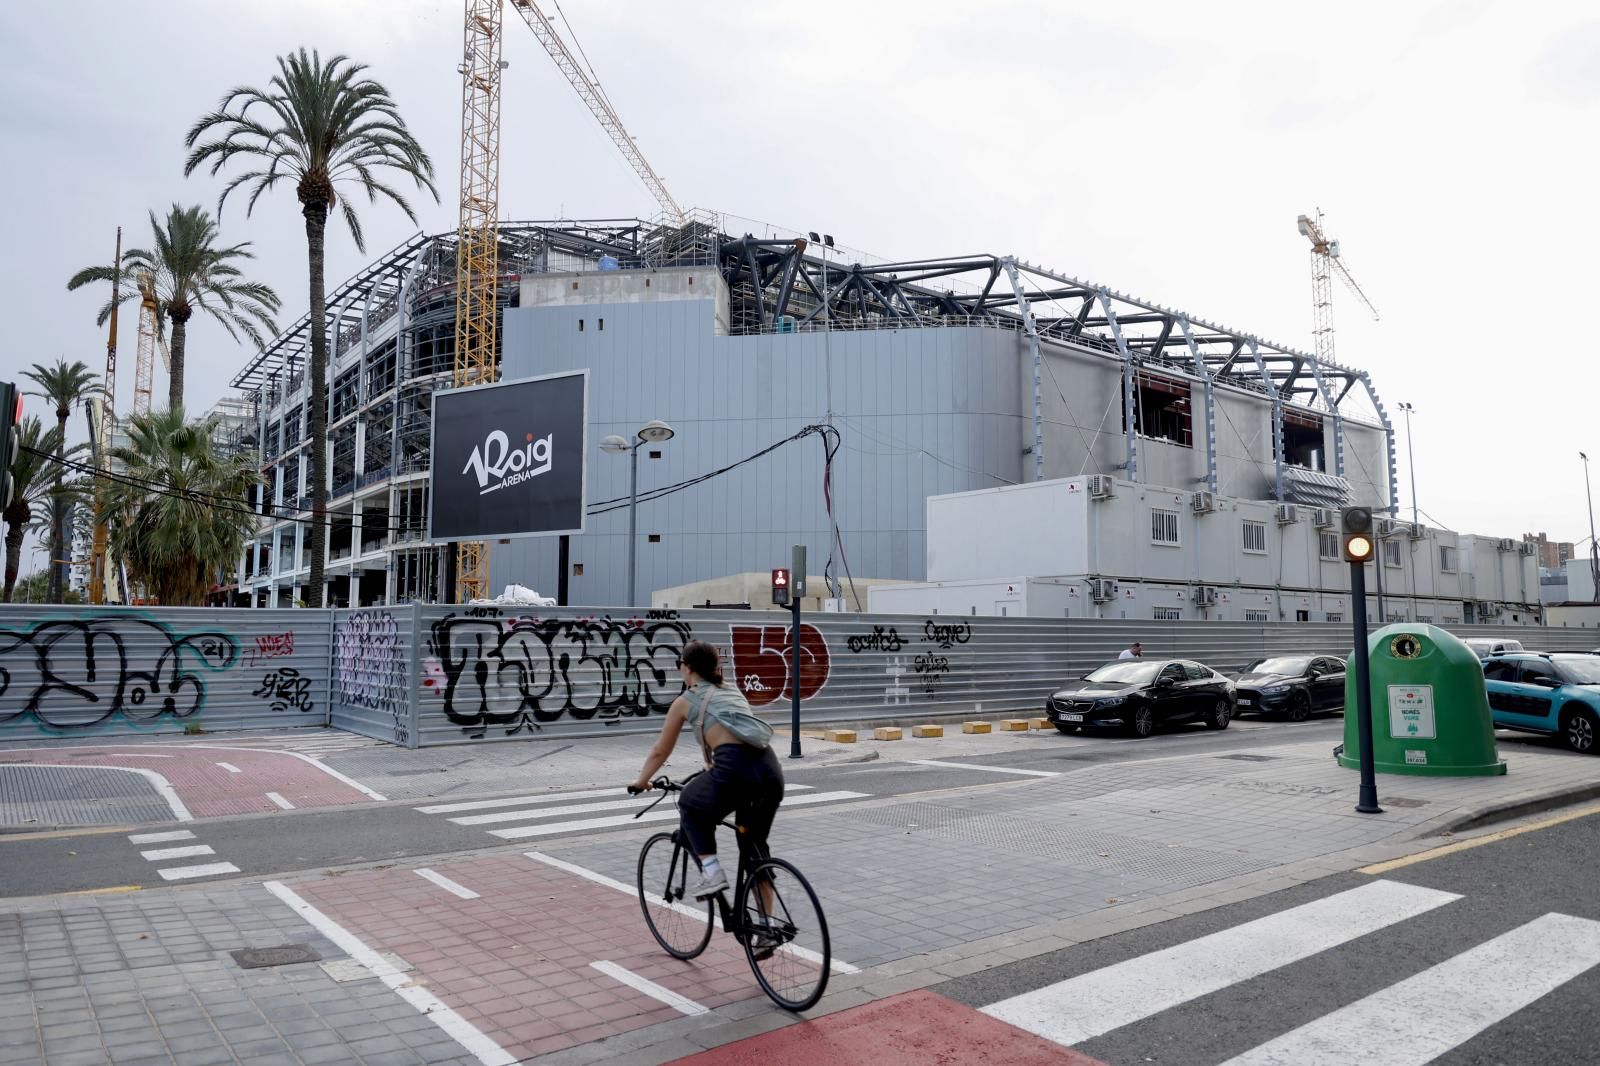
[1342,506,1374,562]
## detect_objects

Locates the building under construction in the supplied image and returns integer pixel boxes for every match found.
[223,210,1426,613]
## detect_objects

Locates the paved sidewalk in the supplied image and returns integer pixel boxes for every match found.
[6,732,1599,1064]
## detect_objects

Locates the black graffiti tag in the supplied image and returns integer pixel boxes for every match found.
[333,611,408,745]
[846,625,905,654]
[253,668,313,713]
[425,614,692,738]
[0,617,239,729]
[922,620,973,649]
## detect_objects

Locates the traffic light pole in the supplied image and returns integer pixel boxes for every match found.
[1348,560,1382,814]
[789,591,803,759]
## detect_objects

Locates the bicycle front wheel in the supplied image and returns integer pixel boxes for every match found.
[636,832,714,960]
[736,856,831,1011]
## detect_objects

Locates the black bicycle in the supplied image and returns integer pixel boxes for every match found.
[629,774,832,1012]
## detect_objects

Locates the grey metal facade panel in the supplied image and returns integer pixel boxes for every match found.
[331,608,417,747]
[495,303,1023,606]
[0,606,332,741]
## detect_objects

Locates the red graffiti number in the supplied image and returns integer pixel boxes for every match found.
[730,624,830,706]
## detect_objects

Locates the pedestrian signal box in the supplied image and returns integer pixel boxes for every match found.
[771,568,790,606]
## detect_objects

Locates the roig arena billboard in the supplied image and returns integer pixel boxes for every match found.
[429,370,589,540]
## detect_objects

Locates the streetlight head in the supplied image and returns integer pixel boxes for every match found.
[599,434,630,455]
[637,420,675,444]
[1582,451,1590,462]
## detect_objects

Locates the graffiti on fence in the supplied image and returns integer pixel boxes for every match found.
[253,667,313,713]
[922,620,973,649]
[729,624,830,707]
[333,611,409,745]
[846,625,905,654]
[424,614,695,737]
[912,652,949,698]
[0,617,238,729]
[246,631,295,667]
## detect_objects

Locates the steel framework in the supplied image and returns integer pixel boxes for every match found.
[132,272,159,416]
[452,0,506,602]
[88,227,120,606]
[232,212,1401,583]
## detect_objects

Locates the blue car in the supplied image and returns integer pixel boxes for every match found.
[1482,653,1600,754]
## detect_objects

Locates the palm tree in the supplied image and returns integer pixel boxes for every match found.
[184,48,437,608]
[3,417,65,602]
[20,358,97,603]
[101,408,260,606]
[67,204,281,412]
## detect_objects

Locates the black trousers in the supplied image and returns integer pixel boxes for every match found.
[679,743,784,860]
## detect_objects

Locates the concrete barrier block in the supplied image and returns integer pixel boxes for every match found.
[824,728,857,743]
[1029,717,1051,730]
[872,727,903,741]
[999,719,1029,731]
[912,724,944,738]
[962,721,993,735]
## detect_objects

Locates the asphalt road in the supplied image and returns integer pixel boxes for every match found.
[0,716,1332,897]
[937,803,1600,1065]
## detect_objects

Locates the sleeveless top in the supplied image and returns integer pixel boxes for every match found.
[683,680,762,761]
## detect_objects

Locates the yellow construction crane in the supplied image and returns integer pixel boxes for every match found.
[130,271,170,417]
[451,0,682,602]
[1296,208,1379,366]
[452,0,507,602]
[507,0,685,224]
[88,227,120,606]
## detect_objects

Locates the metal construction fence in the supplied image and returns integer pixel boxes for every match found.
[2,604,1595,747]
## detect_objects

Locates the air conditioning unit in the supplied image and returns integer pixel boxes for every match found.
[1478,601,1503,618]
[1312,508,1335,528]
[1375,518,1396,538]
[1089,578,1116,603]
[1276,504,1299,525]
[1191,491,1215,514]
[1518,541,1537,557]
[1088,475,1115,500]
[1407,522,1425,540]
[1193,585,1218,606]
[1497,538,1516,552]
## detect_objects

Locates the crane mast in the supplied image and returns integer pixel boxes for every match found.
[88,226,120,605]
[132,272,159,416]
[452,0,507,603]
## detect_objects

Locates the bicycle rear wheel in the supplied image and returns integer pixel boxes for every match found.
[736,857,831,1011]
[636,832,714,960]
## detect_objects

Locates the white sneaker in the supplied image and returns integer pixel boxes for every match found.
[689,869,728,899]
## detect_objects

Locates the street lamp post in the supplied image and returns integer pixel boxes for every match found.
[601,420,676,607]
[1583,452,1599,604]
[1398,402,1418,526]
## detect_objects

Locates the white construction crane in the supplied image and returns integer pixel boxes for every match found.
[1296,208,1378,367]
[507,0,685,224]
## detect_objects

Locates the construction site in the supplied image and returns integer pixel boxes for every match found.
[69,0,1532,623]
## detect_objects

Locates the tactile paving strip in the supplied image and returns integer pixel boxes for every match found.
[0,765,176,827]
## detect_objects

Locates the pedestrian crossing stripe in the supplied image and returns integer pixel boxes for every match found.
[448,786,817,827]
[488,791,870,841]
[982,879,1461,1046]
[416,783,815,817]
[1219,912,1600,1066]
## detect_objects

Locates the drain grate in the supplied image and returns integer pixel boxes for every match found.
[231,944,322,969]
[1217,753,1280,762]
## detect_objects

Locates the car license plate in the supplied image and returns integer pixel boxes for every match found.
[1236,698,1253,707]
[1062,713,1084,722]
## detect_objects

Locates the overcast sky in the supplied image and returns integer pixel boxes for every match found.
[3,0,1597,578]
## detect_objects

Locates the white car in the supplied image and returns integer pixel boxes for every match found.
[1462,638,1525,660]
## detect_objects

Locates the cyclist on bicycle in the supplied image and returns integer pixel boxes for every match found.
[630,639,784,900]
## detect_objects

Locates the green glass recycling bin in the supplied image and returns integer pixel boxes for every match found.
[1336,623,1507,776]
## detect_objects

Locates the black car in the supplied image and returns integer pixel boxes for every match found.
[1231,655,1346,721]
[1044,659,1234,739]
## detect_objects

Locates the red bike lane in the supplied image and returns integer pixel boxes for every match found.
[0,742,380,819]
[290,852,771,1062]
